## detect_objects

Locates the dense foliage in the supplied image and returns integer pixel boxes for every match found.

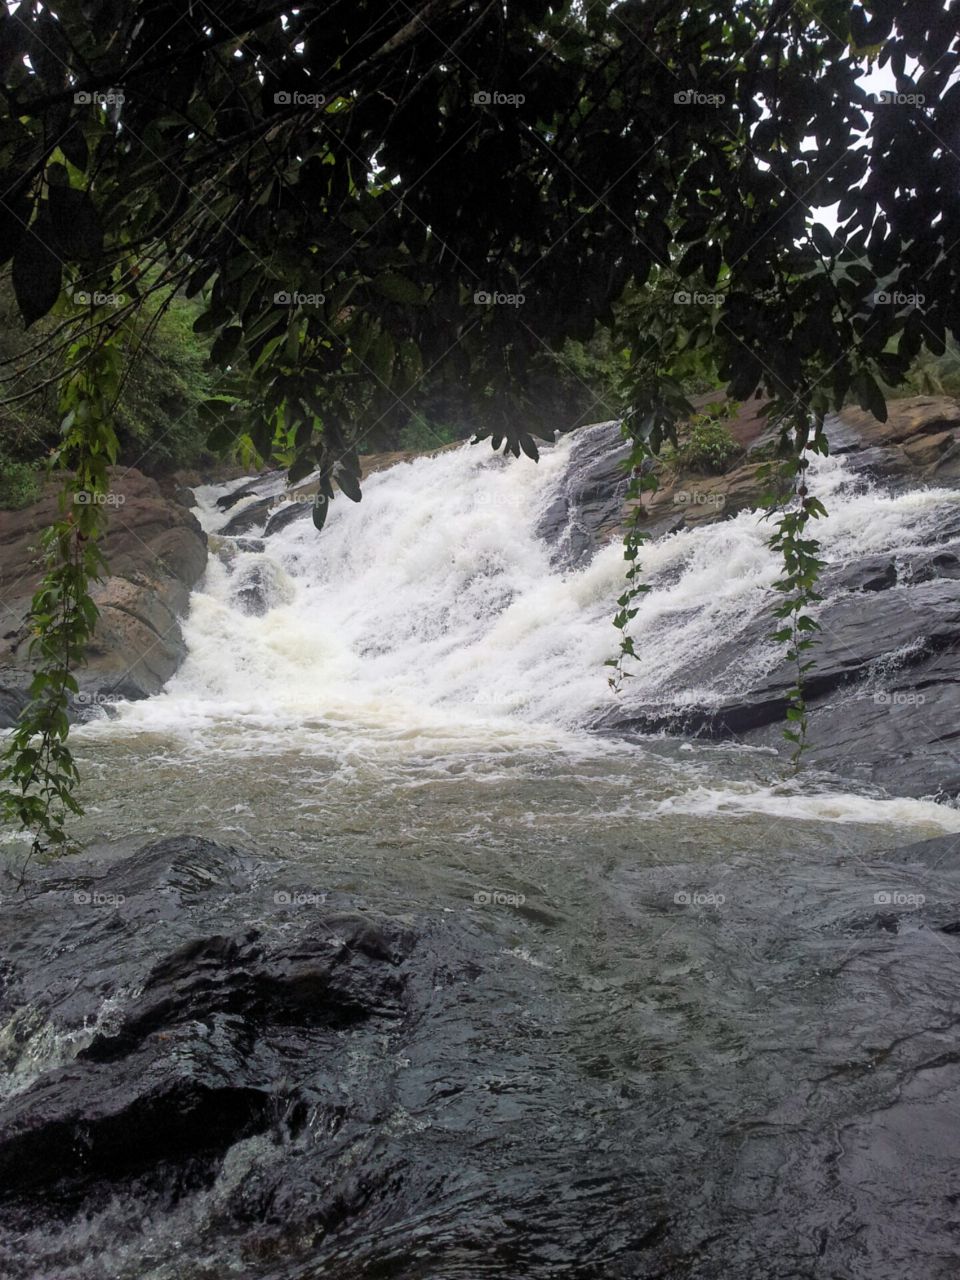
[0,282,220,488]
[1,0,959,846]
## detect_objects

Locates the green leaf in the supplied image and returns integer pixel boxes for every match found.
[336,468,362,501]
[518,433,539,461]
[48,185,103,259]
[210,326,243,365]
[198,398,235,424]
[852,369,887,422]
[810,222,835,257]
[373,272,425,305]
[368,330,395,384]
[12,212,62,326]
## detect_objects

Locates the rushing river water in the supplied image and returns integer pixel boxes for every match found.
[3,430,960,1278]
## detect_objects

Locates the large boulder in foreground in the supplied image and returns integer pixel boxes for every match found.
[2,832,960,1279]
[0,836,417,1217]
[0,469,207,725]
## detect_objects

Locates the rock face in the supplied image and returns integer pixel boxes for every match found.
[583,396,960,799]
[0,837,415,1212]
[0,469,207,726]
[629,394,960,536]
[536,421,632,563]
[544,396,960,549]
[608,571,960,798]
[830,394,960,480]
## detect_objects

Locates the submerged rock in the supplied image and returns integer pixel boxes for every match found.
[229,557,295,615]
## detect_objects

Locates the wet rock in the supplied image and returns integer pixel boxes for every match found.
[264,499,310,537]
[879,833,960,869]
[215,474,278,512]
[836,394,960,450]
[906,549,960,584]
[208,535,267,567]
[0,469,207,726]
[0,1050,275,1199]
[220,494,278,536]
[536,421,630,563]
[553,397,960,553]
[604,579,960,798]
[828,554,898,593]
[0,837,415,1208]
[229,558,294,615]
[2,831,960,1277]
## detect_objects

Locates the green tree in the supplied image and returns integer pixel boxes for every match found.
[2,0,959,846]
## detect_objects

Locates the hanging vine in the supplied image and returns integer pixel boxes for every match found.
[0,335,122,862]
[610,387,829,765]
[761,415,829,766]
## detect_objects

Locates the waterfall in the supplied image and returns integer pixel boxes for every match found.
[101,425,960,753]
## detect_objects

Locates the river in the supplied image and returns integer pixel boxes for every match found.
[2,428,959,1277]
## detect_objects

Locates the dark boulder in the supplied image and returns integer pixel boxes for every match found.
[604,577,960,798]
[264,499,310,537]
[0,837,415,1209]
[214,474,274,512]
[536,421,631,564]
[220,494,278,535]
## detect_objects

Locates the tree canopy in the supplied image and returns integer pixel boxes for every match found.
[3,1,959,464]
[1,0,959,848]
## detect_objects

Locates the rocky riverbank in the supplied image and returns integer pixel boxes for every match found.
[0,468,207,727]
[569,396,960,800]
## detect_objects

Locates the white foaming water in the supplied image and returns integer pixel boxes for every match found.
[79,428,960,830]
[652,782,960,831]
[114,435,622,739]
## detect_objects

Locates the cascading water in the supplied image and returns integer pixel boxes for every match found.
[4,426,960,1280]
[95,425,960,780]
